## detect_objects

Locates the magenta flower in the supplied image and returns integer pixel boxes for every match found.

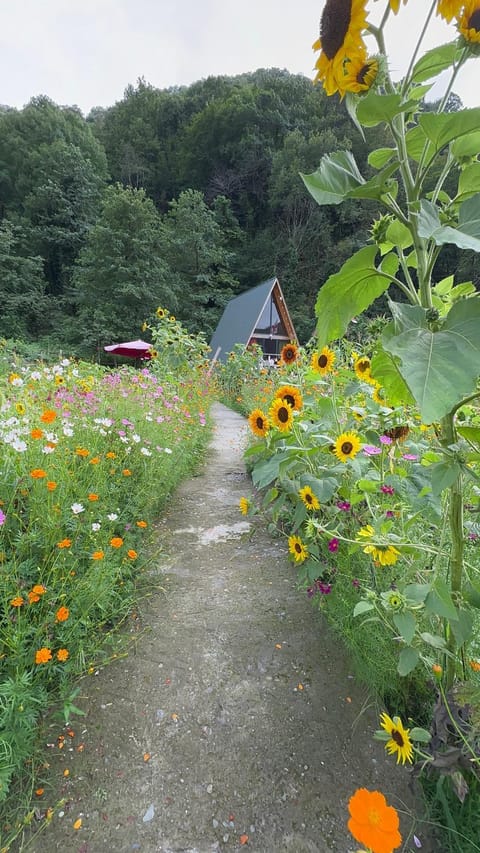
[352,578,360,588]
[328,538,339,552]
[385,510,395,519]
[317,582,332,594]
[336,501,351,511]
[380,435,393,445]
[0,509,5,526]
[402,453,418,461]
[381,485,395,495]
[363,445,382,456]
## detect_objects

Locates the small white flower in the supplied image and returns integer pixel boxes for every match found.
[42,445,55,454]
[11,378,23,387]
[63,427,74,437]
[92,522,101,531]
[140,447,152,456]
[11,438,27,452]
[107,513,118,521]
[30,371,42,381]
[71,503,85,515]
[164,447,173,454]
[61,359,70,367]
[132,434,141,443]
[72,369,79,377]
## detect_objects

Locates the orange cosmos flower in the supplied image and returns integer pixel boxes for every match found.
[40,409,57,423]
[28,591,41,604]
[136,520,148,528]
[89,456,100,465]
[470,660,480,672]
[110,537,123,548]
[35,647,52,664]
[92,550,105,560]
[75,447,89,457]
[56,606,70,622]
[127,549,138,559]
[32,585,46,596]
[88,493,99,501]
[10,596,24,607]
[30,468,47,479]
[122,469,132,476]
[106,451,116,459]
[31,428,44,439]
[348,788,402,853]
[47,481,57,491]
[57,648,69,662]
[57,538,72,549]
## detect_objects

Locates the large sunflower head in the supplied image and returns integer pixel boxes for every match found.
[313,0,368,95]
[458,0,480,45]
[353,355,373,383]
[299,485,320,511]
[333,431,361,462]
[276,384,303,411]
[279,342,299,366]
[437,0,463,23]
[248,408,270,438]
[379,712,414,764]
[269,397,294,432]
[363,543,401,566]
[311,346,335,376]
[288,535,309,563]
[338,52,379,96]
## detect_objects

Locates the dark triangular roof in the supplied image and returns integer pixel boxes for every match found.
[209,277,297,363]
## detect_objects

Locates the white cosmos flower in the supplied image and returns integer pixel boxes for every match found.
[92,522,101,531]
[140,447,152,456]
[164,448,173,454]
[107,513,118,521]
[71,503,85,515]
[63,427,74,437]
[11,438,28,452]
[42,446,55,454]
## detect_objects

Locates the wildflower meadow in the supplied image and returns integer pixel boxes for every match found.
[0,313,214,847]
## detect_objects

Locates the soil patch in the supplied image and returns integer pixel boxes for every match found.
[23,404,424,852]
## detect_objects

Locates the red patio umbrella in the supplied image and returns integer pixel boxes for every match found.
[104,339,153,359]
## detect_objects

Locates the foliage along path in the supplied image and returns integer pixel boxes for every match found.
[28,403,418,853]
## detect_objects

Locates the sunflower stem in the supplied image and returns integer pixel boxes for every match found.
[400,0,438,97]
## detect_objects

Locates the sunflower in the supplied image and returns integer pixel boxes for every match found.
[380,712,414,764]
[156,307,166,319]
[279,342,299,365]
[239,497,250,516]
[348,788,402,853]
[311,346,335,376]
[363,542,401,566]
[288,535,309,563]
[437,0,463,22]
[248,408,270,438]
[313,0,368,96]
[458,0,480,44]
[149,349,158,359]
[372,382,387,406]
[338,51,379,95]
[276,384,303,411]
[332,431,361,462]
[354,355,375,384]
[269,398,294,432]
[299,486,320,511]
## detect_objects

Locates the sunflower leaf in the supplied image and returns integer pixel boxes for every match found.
[411,41,459,83]
[425,578,458,621]
[370,336,415,408]
[356,92,418,127]
[383,296,480,422]
[315,246,392,346]
[449,610,473,646]
[418,196,480,253]
[368,147,396,169]
[398,646,420,676]
[393,611,416,645]
[353,600,375,617]
[419,108,480,153]
[428,461,462,496]
[300,151,364,205]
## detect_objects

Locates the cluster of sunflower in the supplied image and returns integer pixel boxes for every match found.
[313,0,480,99]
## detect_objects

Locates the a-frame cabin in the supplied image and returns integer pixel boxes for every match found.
[209,277,298,364]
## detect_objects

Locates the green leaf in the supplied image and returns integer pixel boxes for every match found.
[457,425,480,448]
[371,340,415,407]
[457,163,480,203]
[398,646,420,676]
[315,246,392,347]
[405,125,435,163]
[451,131,480,162]
[300,151,364,205]
[404,582,431,603]
[368,147,396,169]
[433,275,453,296]
[463,580,480,609]
[419,108,480,152]
[353,600,375,617]
[409,727,432,743]
[420,631,447,649]
[425,578,458,620]
[251,452,290,489]
[383,296,480,422]
[300,474,339,502]
[429,460,462,496]
[356,92,418,127]
[385,220,413,250]
[344,91,366,141]
[418,196,480,253]
[450,610,473,646]
[411,41,459,82]
[357,478,381,493]
[393,610,416,645]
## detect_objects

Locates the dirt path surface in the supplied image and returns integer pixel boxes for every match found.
[27,403,420,853]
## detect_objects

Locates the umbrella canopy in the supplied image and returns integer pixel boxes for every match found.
[104,339,153,359]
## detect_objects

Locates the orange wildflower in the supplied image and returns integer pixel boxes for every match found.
[136,520,148,528]
[110,537,123,548]
[348,788,402,853]
[57,648,69,662]
[35,647,52,664]
[10,596,24,607]
[56,606,70,622]
[106,451,116,459]
[40,409,57,423]
[47,481,57,491]
[122,469,132,476]
[89,456,100,465]
[30,428,44,439]
[30,468,47,479]
[88,493,99,501]
[127,549,138,559]
[32,584,46,596]
[470,660,480,672]
[75,447,89,457]
[28,591,41,604]
[92,550,105,560]
[57,538,72,549]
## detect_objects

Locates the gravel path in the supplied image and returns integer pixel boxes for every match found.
[26,403,420,853]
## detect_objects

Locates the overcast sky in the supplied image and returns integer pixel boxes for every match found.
[1,0,477,115]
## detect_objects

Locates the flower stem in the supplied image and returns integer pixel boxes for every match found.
[440,410,464,689]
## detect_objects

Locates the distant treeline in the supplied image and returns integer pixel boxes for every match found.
[0,71,475,356]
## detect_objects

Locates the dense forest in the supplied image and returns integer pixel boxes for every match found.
[0,70,475,357]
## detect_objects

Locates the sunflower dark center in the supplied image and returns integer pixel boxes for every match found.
[357,359,369,372]
[256,416,264,429]
[468,9,480,30]
[341,441,353,454]
[392,729,405,747]
[295,543,302,553]
[283,394,295,407]
[284,349,295,361]
[320,0,353,60]
[318,354,328,368]
[357,62,373,84]
[278,406,289,423]
[305,493,313,504]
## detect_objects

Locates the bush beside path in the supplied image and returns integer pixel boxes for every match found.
[26,404,419,853]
